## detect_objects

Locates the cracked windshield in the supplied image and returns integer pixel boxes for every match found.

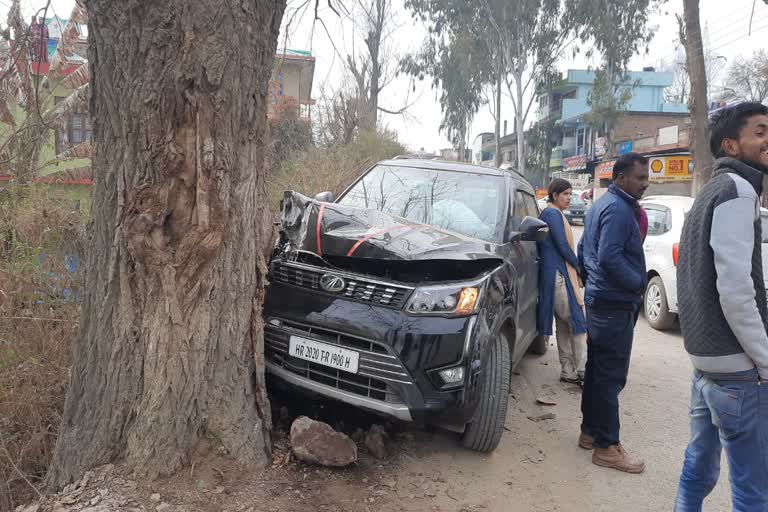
[338,165,503,241]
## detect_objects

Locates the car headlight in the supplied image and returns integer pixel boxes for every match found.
[406,284,480,316]
[564,209,572,214]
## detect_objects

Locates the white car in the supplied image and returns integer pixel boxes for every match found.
[641,195,768,331]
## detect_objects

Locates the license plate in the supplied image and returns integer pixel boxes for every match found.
[288,336,360,374]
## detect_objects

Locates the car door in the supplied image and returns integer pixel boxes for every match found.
[642,204,673,274]
[510,189,540,360]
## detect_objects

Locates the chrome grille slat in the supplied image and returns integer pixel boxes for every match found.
[271,261,413,309]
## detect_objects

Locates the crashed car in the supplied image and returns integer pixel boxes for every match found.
[264,159,549,453]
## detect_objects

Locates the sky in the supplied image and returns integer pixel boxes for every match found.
[18,0,768,153]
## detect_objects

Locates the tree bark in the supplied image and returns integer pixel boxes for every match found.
[494,54,502,168]
[514,70,525,175]
[46,0,285,488]
[683,0,715,195]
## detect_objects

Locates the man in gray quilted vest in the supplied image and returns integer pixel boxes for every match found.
[675,102,768,511]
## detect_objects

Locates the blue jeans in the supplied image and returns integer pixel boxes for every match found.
[675,369,768,512]
[580,304,639,448]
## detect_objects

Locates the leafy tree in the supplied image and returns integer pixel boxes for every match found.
[482,0,577,174]
[567,0,666,155]
[403,0,499,164]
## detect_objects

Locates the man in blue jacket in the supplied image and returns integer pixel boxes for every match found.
[577,152,649,473]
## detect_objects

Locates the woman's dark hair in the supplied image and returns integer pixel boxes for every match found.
[709,102,768,158]
[547,178,572,202]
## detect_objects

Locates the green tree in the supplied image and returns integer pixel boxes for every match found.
[482,0,577,175]
[567,0,666,155]
[403,0,500,164]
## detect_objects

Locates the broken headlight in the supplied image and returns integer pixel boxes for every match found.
[406,284,480,316]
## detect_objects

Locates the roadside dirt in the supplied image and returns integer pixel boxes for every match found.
[22,316,731,512]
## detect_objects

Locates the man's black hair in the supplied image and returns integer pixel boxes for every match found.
[612,152,648,181]
[710,102,768,158]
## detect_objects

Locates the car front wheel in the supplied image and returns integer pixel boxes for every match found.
[462,331,511,453]
[645,276,675,331]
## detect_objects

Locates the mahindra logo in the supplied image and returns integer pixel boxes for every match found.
[320,274,346,293]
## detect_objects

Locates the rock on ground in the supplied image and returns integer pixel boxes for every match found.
[365,425,389,459]
[290,416,357,467]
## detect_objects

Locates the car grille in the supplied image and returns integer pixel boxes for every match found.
[270,261,413,309]
[264,318,413,404]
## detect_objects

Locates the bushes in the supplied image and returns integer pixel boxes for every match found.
[0,186,84,511]
[269,128,405,205]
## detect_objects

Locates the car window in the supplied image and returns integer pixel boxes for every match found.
[645,205,671,236]
[523,193,539,218]
[511,191,528,231]
[761,215,768,243]
[337,164,505,242]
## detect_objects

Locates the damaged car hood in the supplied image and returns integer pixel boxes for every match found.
[280,191,502,261]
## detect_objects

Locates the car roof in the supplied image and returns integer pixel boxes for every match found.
[378,158,526,180]
[641,195,695,206]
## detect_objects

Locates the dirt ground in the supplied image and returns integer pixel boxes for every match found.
[21,229,735,512]
[32,316,728,512]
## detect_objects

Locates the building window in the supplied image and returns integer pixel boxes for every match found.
[69,113,92,145]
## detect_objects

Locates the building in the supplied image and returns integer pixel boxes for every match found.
[538,68,688,173]
[439,147,471,162]
[269,49,315,121]
[472,132,496,165]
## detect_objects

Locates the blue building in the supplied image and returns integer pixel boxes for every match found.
[538,68,688,172]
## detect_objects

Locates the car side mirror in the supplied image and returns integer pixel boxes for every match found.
[512,216,549,242]
[314,191,334,203]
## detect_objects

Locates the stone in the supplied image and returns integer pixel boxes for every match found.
[156,504,173,512]
[365,425,389,459]
[290,416,357,467]
[150,493,162,503]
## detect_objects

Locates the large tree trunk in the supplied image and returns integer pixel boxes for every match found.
[46,0,285,488]
[683,0,714,195]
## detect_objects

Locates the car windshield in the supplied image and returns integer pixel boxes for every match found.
[337,164,504,242]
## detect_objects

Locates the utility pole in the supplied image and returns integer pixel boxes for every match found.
[682,0,715,195]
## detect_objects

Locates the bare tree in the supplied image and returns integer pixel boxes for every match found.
[46,0,285,487]
[721,50,768,104]
[682,0,715,195]
[663,24,727,105]
[0,0,91,184]
[346,0,407,131]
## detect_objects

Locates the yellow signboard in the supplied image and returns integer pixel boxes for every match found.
[648,155,693,181]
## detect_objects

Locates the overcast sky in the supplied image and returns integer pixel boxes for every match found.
[21,0,768,152]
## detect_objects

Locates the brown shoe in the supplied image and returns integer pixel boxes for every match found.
[592,445,645,474]
[578,432,594,450]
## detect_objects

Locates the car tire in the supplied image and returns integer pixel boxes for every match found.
[528,334,549,355]
[462,332,511,453]
[645,276,675,331]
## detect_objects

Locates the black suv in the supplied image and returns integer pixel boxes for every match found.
[265,159,549,452]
